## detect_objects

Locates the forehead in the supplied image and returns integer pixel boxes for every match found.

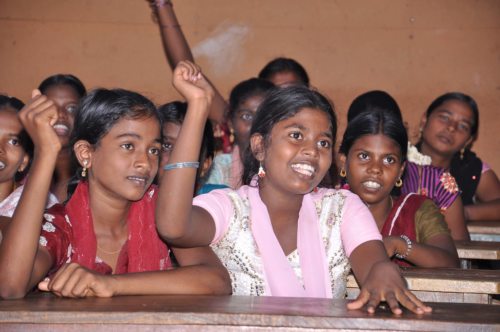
[269,71,302,87]
[106,116,160,139]
[273,107,332,133]
[236,94,265,111]
[434,100,474,122]
[44,84,80,101]
[0,107,23,131]
[351,134,402,154]
[162,121,181,138]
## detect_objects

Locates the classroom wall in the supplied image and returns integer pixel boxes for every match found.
[1,0,499,171]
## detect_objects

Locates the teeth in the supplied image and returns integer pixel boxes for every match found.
[128,176,146,182]
[53,124,69,131]
[0,161,4,170]
[291,163,315,177]
[363,181,381,189]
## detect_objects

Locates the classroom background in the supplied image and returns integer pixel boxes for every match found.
[1,0,499,171]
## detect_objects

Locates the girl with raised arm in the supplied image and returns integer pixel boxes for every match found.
[0,66,230,299]
[157,81,431,315]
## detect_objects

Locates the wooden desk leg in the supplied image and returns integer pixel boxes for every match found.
[460,259,471,269]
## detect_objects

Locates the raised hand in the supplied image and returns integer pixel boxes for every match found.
[347,261,432,315]
[38,263,115,298]
[172,60,214,109]
[18,89,61,156]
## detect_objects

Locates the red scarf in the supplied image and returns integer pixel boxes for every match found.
[49,181,170,274]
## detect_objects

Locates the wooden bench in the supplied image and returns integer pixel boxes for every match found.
[347,267,500,304]
[0,293,499,331]
[467,220,500,242]
[455,240,500,268]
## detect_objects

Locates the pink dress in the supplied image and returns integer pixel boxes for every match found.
[193,186,381,298]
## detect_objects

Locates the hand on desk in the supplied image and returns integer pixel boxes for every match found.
[347,261,432,315]
[38,263,115,298]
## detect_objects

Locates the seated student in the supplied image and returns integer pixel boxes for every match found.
[417,92,500,221]
[157,101,226,194]
[38,74,87,203]
[347,90,469,241]
[156,73,431,315]
[339,109,459,268]
[206,78,275,189]
[146,0,309,152]
[0,66,230,299]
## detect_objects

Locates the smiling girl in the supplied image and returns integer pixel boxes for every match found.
[156,82,431,315]
[0,64,230,299]
[339,109,459,268]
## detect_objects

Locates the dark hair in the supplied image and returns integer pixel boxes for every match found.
[69,88,160,181]
[340,109,408,162]
[347,90,402,123]
[228,78,275,119]
[157,101,214,184]
[424,92,479,138]
[258,57,310,87]
[242,86,337,187]
[38,74,87,98]
[0,95,33,181]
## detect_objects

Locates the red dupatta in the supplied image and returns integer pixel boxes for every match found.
[50,181,170,274]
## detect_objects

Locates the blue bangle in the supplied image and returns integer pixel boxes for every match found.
[163,161,200,171]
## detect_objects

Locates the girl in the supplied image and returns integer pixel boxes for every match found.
[157,101,225,194]
[206,78,275,189]
[339,109,459,268]
[156,80,431,315]
[0,67,230,299]
[38,74,87,203]
[417,92,500,221]
[0,96,32,220]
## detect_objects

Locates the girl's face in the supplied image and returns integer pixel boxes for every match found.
[342,134,405,206]
[421,100,474,157]
[87,116,161,202]
[44,84,80,148]
[0,107,29,184]
[255,107,333,195]
[230,94,265,151]
[158,121,181,181]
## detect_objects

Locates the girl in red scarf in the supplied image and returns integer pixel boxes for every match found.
[339,109,459,268]
[0,62,230,299]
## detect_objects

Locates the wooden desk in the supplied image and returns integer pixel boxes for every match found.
[468,220,500,242]
[0,293,499,331]
[455,240,500,261]
[347,267,500,304]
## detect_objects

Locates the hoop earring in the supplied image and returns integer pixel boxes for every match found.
[258,162,266,178]
[395,178,403,188]
[460,148,465,160]
[81,160,88,178]
[339,168,346,178]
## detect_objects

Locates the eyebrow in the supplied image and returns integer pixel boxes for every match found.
[116,133,162,144]
[283,123,333,139]
[436,109,473,125]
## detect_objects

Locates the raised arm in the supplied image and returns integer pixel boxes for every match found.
[465,169,500,221]
[0,90,60,299]
[148,0,228,124]
[156,61,218,247]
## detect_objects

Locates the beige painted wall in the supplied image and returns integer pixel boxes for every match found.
[1,0,499,171]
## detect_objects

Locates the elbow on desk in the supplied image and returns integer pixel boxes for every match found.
[0,285,28,300]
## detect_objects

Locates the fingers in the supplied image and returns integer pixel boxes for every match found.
[346,289,370,310]
[396,289,432,315]
[175,60,202,82]
[31,89,41,99]
[384,292,402,315]
[40,263,94,298]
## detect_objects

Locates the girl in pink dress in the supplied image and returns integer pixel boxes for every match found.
[156,73,431,315]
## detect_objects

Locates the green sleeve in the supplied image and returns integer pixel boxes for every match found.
[415,199,451,243]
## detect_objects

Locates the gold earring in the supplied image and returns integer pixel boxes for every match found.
[395,178,403,187]
[81,160,88,178]
[339,168,346,178]
[229,128,235,144]
[460,148,465,160]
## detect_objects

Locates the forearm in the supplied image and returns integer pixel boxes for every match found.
[157,99,209,242]
[404,243,459,268]
[111,265,231,296]
[349,240,389,285]
[0,151,57,297]
[464,199,500,221]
